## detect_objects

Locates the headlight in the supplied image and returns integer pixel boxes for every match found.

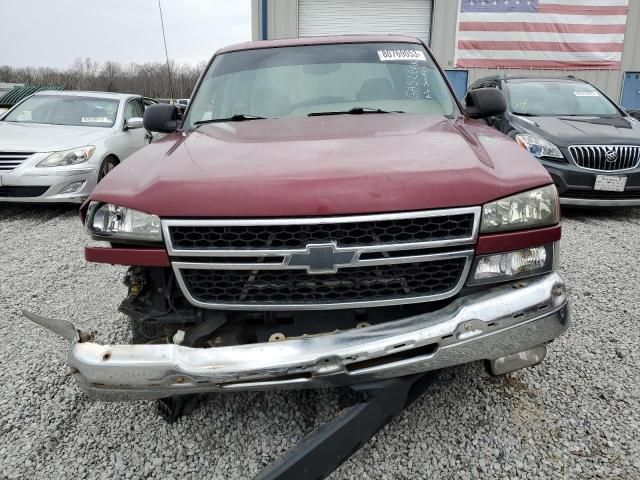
[467,244,556,286]
[481,185,559,233]
[86,202,162,242]
[38,146,96,167]
[515,134,563,159]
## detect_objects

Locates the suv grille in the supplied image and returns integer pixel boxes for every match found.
[0,151,34,172]
[168,213,475,250]
[165,208,479,310]
[569,145,640,172]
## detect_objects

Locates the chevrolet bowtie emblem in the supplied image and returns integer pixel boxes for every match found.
[287,243,356,274]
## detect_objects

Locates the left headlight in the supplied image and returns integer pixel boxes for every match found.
[515,134,563,160]
[481,185,559,233]
[467,243,556,286]
[38,146,96,167]
[86,202,162,242]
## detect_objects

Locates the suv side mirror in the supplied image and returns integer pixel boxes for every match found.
[143,104,179,133]
[464,88,506,119]
[124,117,143,130]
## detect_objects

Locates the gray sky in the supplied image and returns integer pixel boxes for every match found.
[0,0,252,68]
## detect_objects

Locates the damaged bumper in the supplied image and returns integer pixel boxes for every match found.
[25,272,569,401]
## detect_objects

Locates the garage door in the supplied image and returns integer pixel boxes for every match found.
[298,0,433,42]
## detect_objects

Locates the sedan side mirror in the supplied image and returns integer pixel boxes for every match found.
[464,88,506,119]
[124,117,143,130]
[143,104,179,133]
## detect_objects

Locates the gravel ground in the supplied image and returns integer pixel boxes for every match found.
[1,204,639,480]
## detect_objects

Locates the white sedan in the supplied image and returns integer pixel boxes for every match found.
[0,91,158,203]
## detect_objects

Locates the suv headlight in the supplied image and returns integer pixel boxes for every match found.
[86,202,162,242]
[38,146,96,167]
[515,134,563,159]
[481,185,559,233]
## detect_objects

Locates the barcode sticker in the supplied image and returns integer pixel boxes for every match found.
[378,49,427,62]
[81,116,111,123]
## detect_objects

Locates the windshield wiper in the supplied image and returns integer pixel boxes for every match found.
[308,107,404,117]
[512,112,536,117]
[194,114,267,126]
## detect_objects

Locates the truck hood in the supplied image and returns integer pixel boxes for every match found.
[90,114,552,217]
[511,114,640,147]
[0,121,111,152]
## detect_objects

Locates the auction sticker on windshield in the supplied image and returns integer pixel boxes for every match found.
[378,49,426,62]
[81,117,111,123]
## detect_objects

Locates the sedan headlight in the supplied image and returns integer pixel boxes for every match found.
[481,185,559,233]
[86,202,162,242]
[515,134,563,159]
[38,146,96,167]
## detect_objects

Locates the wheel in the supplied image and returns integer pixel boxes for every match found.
[98,156,118,182]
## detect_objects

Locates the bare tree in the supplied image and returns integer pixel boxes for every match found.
[0,58,205,99]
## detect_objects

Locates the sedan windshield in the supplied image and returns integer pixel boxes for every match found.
[184,42,456,128]
[3,95,119,127]
[506,81,620,117]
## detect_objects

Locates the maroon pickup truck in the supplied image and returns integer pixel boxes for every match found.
[27,36,569,418]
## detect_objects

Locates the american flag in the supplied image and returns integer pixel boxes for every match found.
[455,0,629,69]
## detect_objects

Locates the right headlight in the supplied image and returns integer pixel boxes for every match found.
[86,202,162,243]
[38,145,96,167]
[481,185,559,233]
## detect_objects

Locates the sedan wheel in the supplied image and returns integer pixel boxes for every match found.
[98,157,118,182]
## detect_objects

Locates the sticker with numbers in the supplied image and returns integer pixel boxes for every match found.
[81,116,111,123]
[378,49,427,62]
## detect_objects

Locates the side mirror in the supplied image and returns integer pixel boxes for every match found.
[143,103,179,133]
[464,88,506,119]
[124,117,143,130]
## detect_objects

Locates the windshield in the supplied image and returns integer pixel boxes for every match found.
[184,42,456,128]
[506,81,620,117]
[3,95,120,127]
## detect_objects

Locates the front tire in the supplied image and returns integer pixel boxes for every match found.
[98,156,118,182]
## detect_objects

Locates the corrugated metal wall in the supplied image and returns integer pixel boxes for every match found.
[252,0,640,101]
[298,0,432,40]
[430,0,640,101]
[254,0,298,40]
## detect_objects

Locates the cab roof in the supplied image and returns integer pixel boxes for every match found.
[217,35,423,54]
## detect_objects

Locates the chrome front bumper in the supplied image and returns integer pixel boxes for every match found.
[25,272,569,401]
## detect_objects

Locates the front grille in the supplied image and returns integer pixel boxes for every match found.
[168,213,476,251]
[569,145,640,172]
[181,258,468,306]
[0,151,34,172]
[562,189,640,200]
[0,186,49,197]
[166,208,479,310]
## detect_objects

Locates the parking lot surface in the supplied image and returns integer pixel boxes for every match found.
[0,205,638,480]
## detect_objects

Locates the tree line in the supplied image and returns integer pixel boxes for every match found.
[0,57,207,99]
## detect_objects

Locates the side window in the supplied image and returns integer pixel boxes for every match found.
[124,99,144,120]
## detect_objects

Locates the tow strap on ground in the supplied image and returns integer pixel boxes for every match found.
[254,371,445,480]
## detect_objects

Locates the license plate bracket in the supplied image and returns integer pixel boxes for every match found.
[594,175,627,192]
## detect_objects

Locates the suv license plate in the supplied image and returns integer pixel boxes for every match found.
[594,175,627,192]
